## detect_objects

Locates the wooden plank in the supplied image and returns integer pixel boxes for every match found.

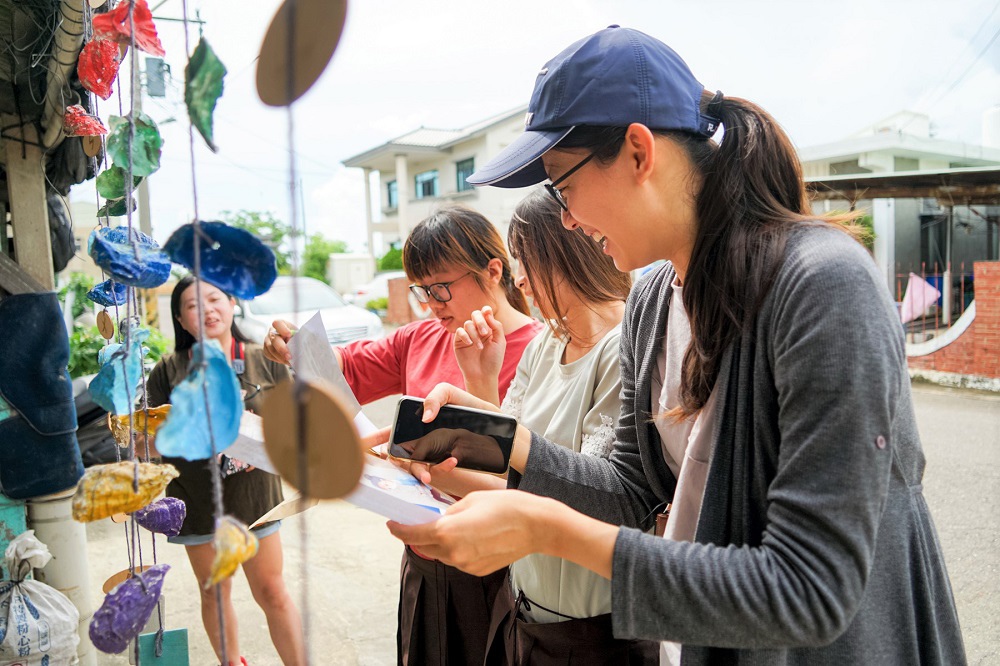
[0,251,45,295]
[2,115,55,290]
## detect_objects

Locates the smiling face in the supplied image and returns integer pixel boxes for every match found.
[411,263,498,334]
[541,126,701,275]
[177,282,235,342]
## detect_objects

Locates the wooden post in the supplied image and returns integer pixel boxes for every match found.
[2,116,55,290]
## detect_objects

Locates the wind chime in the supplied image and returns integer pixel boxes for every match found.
[65,0,362,663]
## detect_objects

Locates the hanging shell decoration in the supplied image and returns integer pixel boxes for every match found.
[108,404,172,450]
[132,497,186,537]
[72,461,178,523]
[89,563,170,654]
[206,516,258,587]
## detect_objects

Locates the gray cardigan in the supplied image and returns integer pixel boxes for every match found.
[513,226,965,664]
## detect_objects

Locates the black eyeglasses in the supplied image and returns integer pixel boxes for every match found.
[543,134,623,212]
[409,271,475,304]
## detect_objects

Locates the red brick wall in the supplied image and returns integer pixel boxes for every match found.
[908,261,1000,378]
[386,277,416,326]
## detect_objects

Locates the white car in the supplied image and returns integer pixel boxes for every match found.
[345,270,432,319]
[344,270,408,307]
[235,276,384,345]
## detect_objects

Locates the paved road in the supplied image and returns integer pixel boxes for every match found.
[87,385,999,665]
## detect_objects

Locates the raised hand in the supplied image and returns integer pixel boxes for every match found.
[454,306,505,406]
[262,319,297,364]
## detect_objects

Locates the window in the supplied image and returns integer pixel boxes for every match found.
[456,158,475,192]
[386,180,397,209]
[414,170,439,199]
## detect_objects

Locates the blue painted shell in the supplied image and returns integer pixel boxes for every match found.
[88,327,150,415]
[89,563,170,654]
[132,497,186,537]
[87,279,128,307]
[155,340,243,460]
[88,226,171,289]
[163,221,277,300]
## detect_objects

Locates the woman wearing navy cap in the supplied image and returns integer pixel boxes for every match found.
[387,25,965,665]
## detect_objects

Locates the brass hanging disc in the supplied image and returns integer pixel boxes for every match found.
[255,0,348,107]
[260,378,363,499]
[97,310,115,339]
[82,134,102,157]
[102,564,153,594]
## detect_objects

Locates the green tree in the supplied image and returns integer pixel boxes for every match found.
[58,273,97,319]
[303,233,348,284]
[220,210,292,274]
[378,246,404,271]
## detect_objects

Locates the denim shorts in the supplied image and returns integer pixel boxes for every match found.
[167,519,281,546]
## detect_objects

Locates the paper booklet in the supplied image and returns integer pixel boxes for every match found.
[232,311,451,528]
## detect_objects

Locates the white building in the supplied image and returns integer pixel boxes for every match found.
[342,106,535,253]
[801,110,1000,307]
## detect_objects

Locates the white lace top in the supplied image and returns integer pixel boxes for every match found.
[501,324,623,623]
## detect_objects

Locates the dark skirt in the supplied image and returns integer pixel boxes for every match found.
[397,547,507,666]
[485,573,660,666]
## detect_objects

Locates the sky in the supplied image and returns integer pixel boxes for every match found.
[71,0,1000,256]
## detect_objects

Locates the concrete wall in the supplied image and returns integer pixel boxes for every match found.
[376,117,534,248]
[908,261,1000,379]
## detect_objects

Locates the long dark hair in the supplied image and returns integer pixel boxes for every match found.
[402,204,530,316]
[558,93,864,416]
[508,191,630,340]
[170,275,251,352]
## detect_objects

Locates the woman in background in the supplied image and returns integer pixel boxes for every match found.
[147,275,304,666]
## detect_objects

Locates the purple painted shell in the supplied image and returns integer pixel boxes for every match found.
[132,497,186,537]
[89,563,170,654]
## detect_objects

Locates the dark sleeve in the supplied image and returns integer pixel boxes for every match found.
[610,231,900,647]
[511,275,662,530]
[145,357,173,408]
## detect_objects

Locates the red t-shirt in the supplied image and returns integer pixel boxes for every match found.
[339,317,544,404]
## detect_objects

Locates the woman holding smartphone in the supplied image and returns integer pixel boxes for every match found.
[387,26,964,665]
[263,204,544,666]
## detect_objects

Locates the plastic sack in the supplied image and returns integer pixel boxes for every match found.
[0,531,80,665]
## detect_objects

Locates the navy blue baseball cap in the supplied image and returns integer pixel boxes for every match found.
[468,26,719,189]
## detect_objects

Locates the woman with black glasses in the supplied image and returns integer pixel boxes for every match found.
[146,275,304,666]
[264,204,544,666]
[386,26,964,666]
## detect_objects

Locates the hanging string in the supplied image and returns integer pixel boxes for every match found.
[180,1,230,664]
[282,2,312,661]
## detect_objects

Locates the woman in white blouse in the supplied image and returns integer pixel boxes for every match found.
[417,191,657,664]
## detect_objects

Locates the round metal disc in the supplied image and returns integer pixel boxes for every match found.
[255,0,347,107]
[97,310,115,339]
[261,379,363,499]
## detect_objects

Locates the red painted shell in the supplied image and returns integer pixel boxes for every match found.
[91,0,165,57]
[78,38,120,100]
[64,105,108,136]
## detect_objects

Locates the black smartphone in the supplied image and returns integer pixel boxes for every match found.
[388,396,517,475]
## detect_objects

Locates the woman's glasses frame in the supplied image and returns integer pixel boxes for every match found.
[408,271,475,304]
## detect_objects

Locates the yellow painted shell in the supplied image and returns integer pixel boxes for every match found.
[206,516,259,588]
[107,405,172,449]
[72,461,179,523]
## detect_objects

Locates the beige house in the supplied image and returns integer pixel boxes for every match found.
[342,106,535,253]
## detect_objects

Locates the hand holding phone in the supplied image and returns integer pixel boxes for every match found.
[389,397,516,475]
